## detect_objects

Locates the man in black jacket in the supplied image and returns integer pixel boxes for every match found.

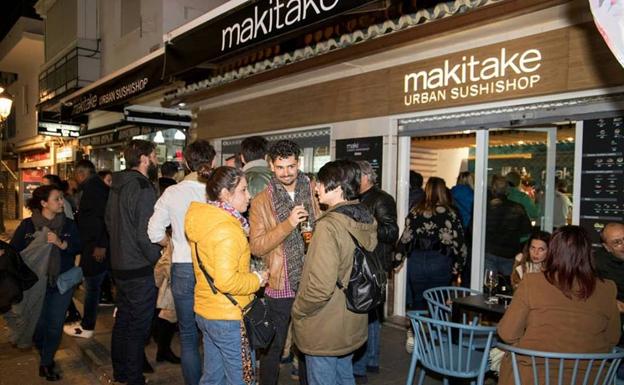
[105,140,161,385]
[64,160,109,340]
[485,175,532,278]
[353,160,399,383]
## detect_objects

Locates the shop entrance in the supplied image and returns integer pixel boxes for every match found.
[402,124,575,312]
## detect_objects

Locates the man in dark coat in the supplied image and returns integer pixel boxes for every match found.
[64,159,110,339]
[353,160,399,383]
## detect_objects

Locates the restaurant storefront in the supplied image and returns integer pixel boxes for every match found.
[165,0,624,318]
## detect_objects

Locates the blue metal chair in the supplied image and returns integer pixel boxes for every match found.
[423,286,481,323]
[497,343,624,385]
[406,312,496,385]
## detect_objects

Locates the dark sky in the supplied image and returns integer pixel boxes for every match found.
[0,0,41,42]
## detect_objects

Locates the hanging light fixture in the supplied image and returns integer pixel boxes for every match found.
[0,89,14,120]
[174,130,186,140]
[153,130,165,143]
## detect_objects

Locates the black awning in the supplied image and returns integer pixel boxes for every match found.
[164,0,379,77]
[61,54,165,119]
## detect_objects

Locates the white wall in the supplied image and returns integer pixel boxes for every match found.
[410,146,469,187]
[100,0,223,76]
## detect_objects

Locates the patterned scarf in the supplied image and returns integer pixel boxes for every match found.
[267,173,316,292]
[207,200,250,236]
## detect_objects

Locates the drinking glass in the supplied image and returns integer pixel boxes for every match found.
[300,217,313,251]
[484,269,498,304]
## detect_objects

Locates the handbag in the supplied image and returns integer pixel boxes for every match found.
[194,243,275,349]
[56,266,83,295]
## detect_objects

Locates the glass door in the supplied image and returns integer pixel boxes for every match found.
[471,127,560,291]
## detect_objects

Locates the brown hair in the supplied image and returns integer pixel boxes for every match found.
[124,139,156,169]
[543,226,597,300]
[205,166,244,202]
[414,177,452,215]
[521,231,551,262]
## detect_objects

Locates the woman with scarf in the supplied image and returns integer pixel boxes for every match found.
[510,231,551,289]
[185,166,267,385]
[10,185,80,381]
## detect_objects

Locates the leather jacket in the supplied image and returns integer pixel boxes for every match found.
[359,185,399,271]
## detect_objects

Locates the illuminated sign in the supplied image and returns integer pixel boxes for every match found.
[38,121,81,137]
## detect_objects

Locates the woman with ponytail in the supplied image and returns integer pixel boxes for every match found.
[185,166,268,385]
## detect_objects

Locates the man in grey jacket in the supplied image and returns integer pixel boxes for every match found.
[105,139,161,385]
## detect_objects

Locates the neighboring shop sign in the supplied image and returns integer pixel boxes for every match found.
[38,120,80,138]
[335,136,384,186]
[165,0,378,75]
[79,126,163,147]
[579,116,624,245]
[22,168,47,202]
[64,55,164,118]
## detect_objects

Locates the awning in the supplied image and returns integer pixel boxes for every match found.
[164,0,379,77]
[60,50,165,119]
[78,106,191,147]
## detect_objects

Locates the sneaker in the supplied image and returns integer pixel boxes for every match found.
[63,323,94,339]
[406,329,414,353]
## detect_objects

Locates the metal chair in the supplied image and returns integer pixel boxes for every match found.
[423,286,481,322]
[497,343,624,385]
[406,312,496,385]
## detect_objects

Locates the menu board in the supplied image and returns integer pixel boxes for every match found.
[579,117,624,245]
[335,136,384,186]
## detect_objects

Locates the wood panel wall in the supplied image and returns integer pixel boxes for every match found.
[195,23,624,139]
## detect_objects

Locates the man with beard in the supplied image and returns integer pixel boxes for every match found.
[105,139,161,385]
[249,140,321,385]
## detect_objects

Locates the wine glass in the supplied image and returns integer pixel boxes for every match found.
[484,269,498,304]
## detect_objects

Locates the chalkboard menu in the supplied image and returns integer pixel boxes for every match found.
[579,117,624,245]
[335,136,384,186]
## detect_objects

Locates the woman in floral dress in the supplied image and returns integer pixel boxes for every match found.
[396,177,467,311]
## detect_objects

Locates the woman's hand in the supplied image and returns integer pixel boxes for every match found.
[47,232,67,250]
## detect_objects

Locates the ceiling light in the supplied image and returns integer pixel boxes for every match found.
[174,130,186,140]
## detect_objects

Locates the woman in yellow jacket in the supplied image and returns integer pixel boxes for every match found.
[185,166,267,385]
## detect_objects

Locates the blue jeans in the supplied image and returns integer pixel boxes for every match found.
[407,250,452,310]
[352,317,380,375]
[484,253,514,277]
[306,354,355,385]
[33,285,75,366]
[172,263,202,385]
[81,271,107,330]
[111,275,157,385]
[196,316,248,385]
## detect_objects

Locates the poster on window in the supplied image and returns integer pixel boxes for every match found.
[335,136,384,187]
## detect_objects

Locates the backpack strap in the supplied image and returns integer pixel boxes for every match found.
[336,232,361,290]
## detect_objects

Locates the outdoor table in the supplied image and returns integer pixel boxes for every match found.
[451,294,508,324]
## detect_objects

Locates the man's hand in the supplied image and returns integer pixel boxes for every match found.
[617,300,624,313]
[93,247,107,263]
[287,205,309,227]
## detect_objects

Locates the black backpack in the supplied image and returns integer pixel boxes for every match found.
[336,233,387,314]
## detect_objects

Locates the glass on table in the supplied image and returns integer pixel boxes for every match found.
[483,269,499,304]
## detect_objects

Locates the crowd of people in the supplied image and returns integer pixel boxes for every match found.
[0,133,621,385]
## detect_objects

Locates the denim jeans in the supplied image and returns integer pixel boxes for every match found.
[196,316,248,385]
[111,275,157,385]
[406,250,452,310]
[484,253,514,277]
[81,270,107,330]
[352,316,380,375]
[171,263,202,385]
[306,354,355,385]
[33,285,75,366]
